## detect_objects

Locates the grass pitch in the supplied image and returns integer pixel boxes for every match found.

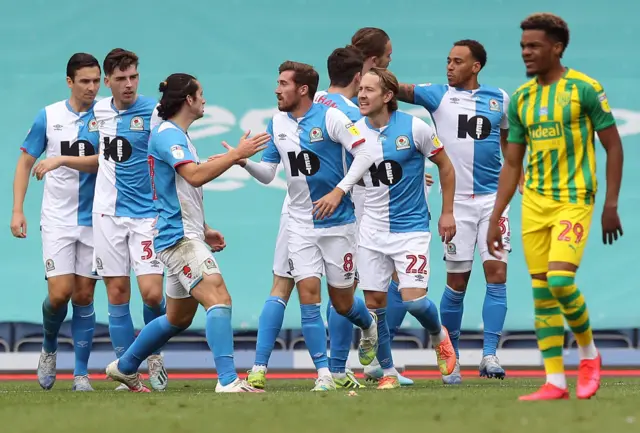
[1,378,639,433]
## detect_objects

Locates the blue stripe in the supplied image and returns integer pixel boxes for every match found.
[76,110,99,226]
[472,87,504,194]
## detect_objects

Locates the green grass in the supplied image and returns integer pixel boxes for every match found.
[1,379,639,433]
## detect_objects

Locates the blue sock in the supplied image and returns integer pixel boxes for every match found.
[108,303,135,358]
[119,315,183,375]
[404,296,442,335]
[344,296,373,330]
[439,286,465,359]
[71,303,95,377]
[254,296,287,366]
[301,303,328,370]
[143,299,167,355]
[206,305,238,387]
[483,283,507,357]
[386,280,407,341]
[42,296,68,353]
[328,303,353,374]
[374,308,393,369]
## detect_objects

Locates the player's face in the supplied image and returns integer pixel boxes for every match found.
[188,82,205,120]
[275,71,302,112]
[374,40,393,69]
[521,30,562,77]
[105,64,139,105]
[67,66,101,106]
[446,46,479,87]
[358,73,391,116]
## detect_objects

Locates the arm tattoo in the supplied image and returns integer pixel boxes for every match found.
[397,83,415,104]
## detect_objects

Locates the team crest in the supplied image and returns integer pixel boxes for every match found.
[130,116,144,131]
[395,135,410,150]
[556,91,571,107]
[489,99,500,112]
[88,118,98,132]
[446,243,456,255]
[204,258,217,270]
[45,259,55,272]
[310,127,324,142]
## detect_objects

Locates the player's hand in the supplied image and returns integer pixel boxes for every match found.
[215,141,247,167]
[32,157,64,180]
[10,211,27,238]
[312,187,345,220]
[601,204,623,245]
[205,228,226,252]
[227,130,271,161]
[424,173,435,187]
[438,212,456,243]
[486,218,504,259]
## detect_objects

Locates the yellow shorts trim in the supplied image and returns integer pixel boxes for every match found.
[521,190,594,275]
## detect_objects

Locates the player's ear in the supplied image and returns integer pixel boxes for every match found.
[383,90,393,104]
[66,76,73,89]
[472,61,481,75]
[552,41,564,57]
[104,76,111,88]
[298,84,308,97]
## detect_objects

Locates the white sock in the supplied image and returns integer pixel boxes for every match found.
[332,372,346,379]
[578,340,598,360]
[383,367,399,377]
[547,373,567,389]
[252,365,266,373]
[431,328,447,346]
[318,367,331,378]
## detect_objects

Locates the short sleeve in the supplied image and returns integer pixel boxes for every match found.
[500,90,510,130]
[581,80,616,131]
[154,129,195,169]
[325,107,365,152]
[412,117,444,159]
[261,119,280,164]
[21,108,47,158]
[413,83,447,112]
[507,93,526,144]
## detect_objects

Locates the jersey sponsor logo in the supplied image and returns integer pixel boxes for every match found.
[365,160,403,186]
[458,115,492,140]
[103,136,133,162]
[489,99,500,112]
[528,121,563,141]
[345,122,360,136]
[598,92,611,113]
[309,127,324,142]
[556,91,572,107]
[61,139,96,157]
[395,135,410,150]
[130,116,144,131]
[171,145,185,160]
[287,150,320,176]
[88,118,98,132]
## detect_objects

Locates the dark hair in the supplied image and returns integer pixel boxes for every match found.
[157,73,199,120]
[103,48,139,76]
[278,61,319,100]
[351,27,390,59]
[453,39,487,70]
[327,46,364,87]
[66,53,100,80]
[521,13,570,57]
[366,67,399,112]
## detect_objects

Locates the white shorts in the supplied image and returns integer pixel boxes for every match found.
[92,214,164,277]
[158,238,221,299]
[273,212,292,278]
[357,225,431,292]
[444,193,511,270]
[41,225,99,279]
[287,221,357,288]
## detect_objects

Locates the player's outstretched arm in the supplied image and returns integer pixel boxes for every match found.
[178,131,270,187]
[32,155,99,180]
[397,83,415,104]
[11,152,37,238]
[430,149,456,242]
[597,125,624,244]
[212,141,278,184]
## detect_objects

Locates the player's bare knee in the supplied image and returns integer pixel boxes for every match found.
[400,287,427,302]
[47,276,74,308]
[446,274,468,292]
[191,274,231,310]
[270,275,295,302]
[531,273,547,281]
[71,276,96,306]
[484,261,507,285]
[138,275,164,306]
[166,309,193,329]
[104,276,131,304]
[297,278,321,304]
[364,290,387,310]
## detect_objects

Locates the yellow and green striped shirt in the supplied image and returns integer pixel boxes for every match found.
[507,68,616,205]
